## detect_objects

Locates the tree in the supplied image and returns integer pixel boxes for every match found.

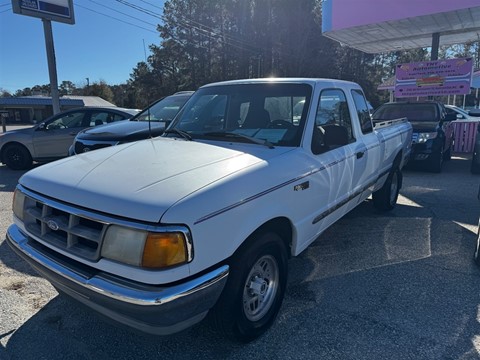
[83,80,114,103]
[0,88,12,97]
[59,81,76,96]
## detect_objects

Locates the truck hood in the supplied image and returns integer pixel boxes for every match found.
[20,137,290,223]
[409,121,439,133]
[78,120,164,141]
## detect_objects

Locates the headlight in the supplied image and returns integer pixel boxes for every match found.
[101,225,191,269]
[12,189,25,221]
[416,132,437,143]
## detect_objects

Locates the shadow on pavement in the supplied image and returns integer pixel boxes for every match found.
[2,213,480,359]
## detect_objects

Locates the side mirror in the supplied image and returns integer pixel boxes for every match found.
[37,123,47,131]
[445,113,456,122]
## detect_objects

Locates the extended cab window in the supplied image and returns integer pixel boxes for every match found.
[311,89,354,154]
[351,89,373,134]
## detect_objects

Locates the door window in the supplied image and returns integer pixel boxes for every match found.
[46,111,86,129]
[311,89,355,154]
[89,111,125,126]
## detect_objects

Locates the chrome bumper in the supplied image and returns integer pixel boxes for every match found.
[6,224,229,335]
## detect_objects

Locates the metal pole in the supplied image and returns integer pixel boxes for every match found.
[428,33,440,101]
[42,19,60,114]
[431,33,440,61]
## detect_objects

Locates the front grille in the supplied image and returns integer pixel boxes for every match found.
[21,193,108,261]
[411,133,418,144]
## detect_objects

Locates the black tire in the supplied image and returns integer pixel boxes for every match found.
[372,167,402,211]
[210,231,288,342]
[474,221,480,266]
[3,144,32,170]
[471,159,480,174]
[428,148,443,173]
[443,145,452,161]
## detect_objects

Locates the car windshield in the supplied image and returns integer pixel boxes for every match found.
[132,95,190,122]
[373,103,438,122]
[167,83,312,147]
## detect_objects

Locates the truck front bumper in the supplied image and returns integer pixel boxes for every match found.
[6,224,229,335]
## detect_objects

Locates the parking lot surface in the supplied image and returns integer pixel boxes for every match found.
[1,155,480,360]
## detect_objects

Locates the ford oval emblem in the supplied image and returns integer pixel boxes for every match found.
[47,220,59,231]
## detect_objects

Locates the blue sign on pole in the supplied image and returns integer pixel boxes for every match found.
[12,0,75,24]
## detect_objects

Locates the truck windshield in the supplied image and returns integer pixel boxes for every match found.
[373,103,438,122]
[167,83,312,147]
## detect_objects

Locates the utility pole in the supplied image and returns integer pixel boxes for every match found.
[42,19,60,114]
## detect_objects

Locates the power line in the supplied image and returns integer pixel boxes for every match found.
[114,0,262,55]
[138,0,164,11]
[0,7,11,14]
[75,3,157,34]
[87,0,158,28]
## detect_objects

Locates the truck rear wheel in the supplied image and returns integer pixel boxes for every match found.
[210,231,288,342]
[372,167,402,211]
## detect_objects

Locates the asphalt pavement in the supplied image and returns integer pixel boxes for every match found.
[1,155,480,360]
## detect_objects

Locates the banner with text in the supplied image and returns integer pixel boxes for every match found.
[394,58,473,98]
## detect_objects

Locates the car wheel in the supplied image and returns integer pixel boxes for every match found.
[210,231,288,342]
[443,145,452,161]
[372,167,402,211]
[471,158,480,174]
[429,148,443,173]
[3,144,32,170]
[474,220,480,266]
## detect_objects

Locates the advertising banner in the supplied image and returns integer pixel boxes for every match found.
[12,0,75,24]
[394,58,473,98]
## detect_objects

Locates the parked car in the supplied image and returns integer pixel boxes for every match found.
[0,107,139,170]
[70,91,193,155]
[446,105,479,121]
[469,108,480,118]
[372,101,456,173]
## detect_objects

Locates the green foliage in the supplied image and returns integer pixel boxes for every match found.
[83,80,114,103]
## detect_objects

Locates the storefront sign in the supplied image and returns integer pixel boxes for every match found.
[394,58,473,98]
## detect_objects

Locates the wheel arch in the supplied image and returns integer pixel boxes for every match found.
[233,217,293,260]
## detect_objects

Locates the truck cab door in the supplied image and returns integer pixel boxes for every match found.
[306,88,366,241]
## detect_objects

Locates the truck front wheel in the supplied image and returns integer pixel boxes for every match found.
[210,232,288,342]
[372,167,402,211]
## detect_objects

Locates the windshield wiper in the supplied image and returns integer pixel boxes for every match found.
[203,131,274,149]
[163,128,193,141]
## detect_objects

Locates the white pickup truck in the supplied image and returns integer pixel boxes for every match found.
[7,78,412,342]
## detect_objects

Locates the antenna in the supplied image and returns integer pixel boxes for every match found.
[143,39,152,138]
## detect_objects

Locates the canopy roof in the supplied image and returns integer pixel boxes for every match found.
[322,0,480,54]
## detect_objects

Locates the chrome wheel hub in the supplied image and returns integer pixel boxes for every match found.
[243,255,279,322]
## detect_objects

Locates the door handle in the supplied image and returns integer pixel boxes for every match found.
[356,151,364,159]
